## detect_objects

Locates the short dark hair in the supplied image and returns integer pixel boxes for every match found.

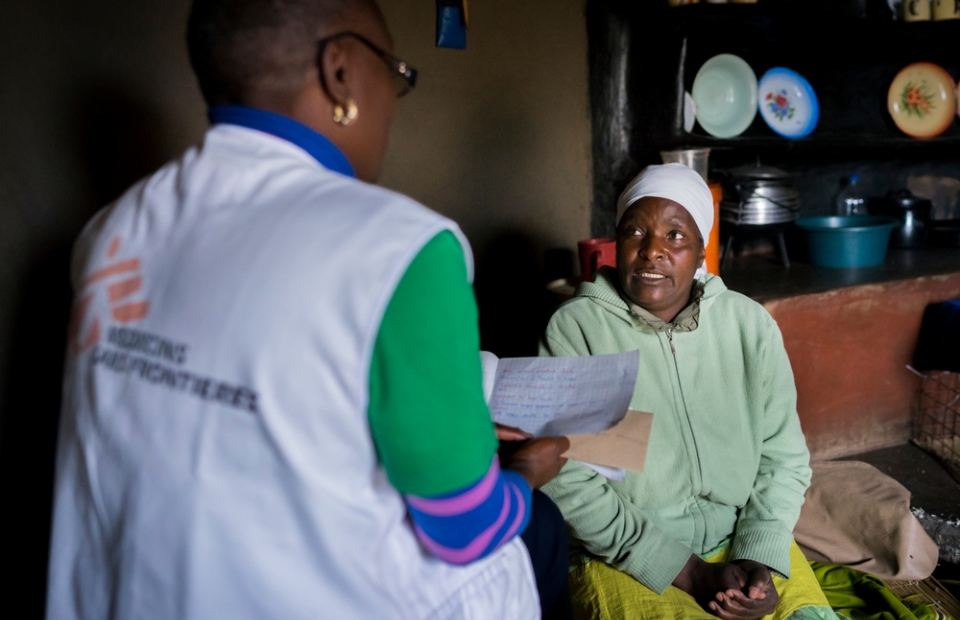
[187,0,354,106]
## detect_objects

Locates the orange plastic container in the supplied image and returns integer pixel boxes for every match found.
[707,181,722,275]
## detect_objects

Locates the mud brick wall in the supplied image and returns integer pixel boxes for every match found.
[765,273,960,459]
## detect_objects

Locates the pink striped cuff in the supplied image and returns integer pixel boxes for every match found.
[405,458,500,516]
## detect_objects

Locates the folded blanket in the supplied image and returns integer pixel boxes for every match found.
[794,462,939,581]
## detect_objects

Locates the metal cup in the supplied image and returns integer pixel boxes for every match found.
[659,148,711,182]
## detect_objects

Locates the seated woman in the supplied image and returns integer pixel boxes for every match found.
[540,164,837,620]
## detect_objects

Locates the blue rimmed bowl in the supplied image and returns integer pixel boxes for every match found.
[758,67,820,139]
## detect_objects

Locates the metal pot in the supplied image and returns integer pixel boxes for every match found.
[720,164,800,226]
[872,189,931,249]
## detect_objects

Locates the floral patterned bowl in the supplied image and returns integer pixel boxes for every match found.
[887,62,956,139]
[757,68,819,139]
[692,54,758,139]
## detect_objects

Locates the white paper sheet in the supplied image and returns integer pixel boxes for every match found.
[479,350,499,404]
[582,462,627,482]
[484,350,640,437]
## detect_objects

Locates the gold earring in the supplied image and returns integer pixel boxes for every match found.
[333,98,358,126]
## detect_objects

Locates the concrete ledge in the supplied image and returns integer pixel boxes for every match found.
[764,273,960,459]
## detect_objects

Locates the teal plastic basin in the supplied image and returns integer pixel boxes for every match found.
[795,215,899,268]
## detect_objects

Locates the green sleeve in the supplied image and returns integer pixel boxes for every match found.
[729,314,812,578]
[542,459,696,594]
[368,230,498,497]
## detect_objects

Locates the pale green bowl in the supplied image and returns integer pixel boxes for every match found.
[692,54,758,139]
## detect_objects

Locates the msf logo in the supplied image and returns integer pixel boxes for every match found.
[68,236,150,353]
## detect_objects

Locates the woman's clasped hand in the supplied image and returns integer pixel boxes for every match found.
[674,555,779,619]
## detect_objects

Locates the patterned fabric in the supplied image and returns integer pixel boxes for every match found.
[406,458,531,565]
[568,540,838,620]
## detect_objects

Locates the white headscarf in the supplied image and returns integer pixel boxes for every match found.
[616,163,714,277]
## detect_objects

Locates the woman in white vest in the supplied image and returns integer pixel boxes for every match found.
[45,0,571,618]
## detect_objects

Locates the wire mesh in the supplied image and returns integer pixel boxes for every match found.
[914,370,960,484]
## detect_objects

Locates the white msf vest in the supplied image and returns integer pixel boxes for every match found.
[46,125,538,619]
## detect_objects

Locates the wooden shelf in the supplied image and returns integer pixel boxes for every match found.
[721,247,960,303]
[633,0,960,162]
[585,0,960,235]
[667,131,960,153]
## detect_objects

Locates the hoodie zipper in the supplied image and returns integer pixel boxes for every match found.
[664,324,705,506]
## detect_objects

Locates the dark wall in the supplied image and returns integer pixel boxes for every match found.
[0,0,206,612]
[585,0,635,237]
[378,0,593,261]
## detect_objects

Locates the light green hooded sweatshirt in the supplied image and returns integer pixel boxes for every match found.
[539,267,811,595]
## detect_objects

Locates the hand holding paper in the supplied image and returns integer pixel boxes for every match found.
[502,436,570,489]
[493,423,532,442]
[481,350,653,475]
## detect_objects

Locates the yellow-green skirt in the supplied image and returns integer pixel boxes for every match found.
[569,540,838,620]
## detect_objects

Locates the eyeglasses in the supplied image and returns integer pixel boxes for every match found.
[316,31,418,98]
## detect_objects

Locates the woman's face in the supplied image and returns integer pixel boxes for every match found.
[616,197,706,323]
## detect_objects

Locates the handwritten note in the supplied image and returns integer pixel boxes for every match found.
[486,350,639,437]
